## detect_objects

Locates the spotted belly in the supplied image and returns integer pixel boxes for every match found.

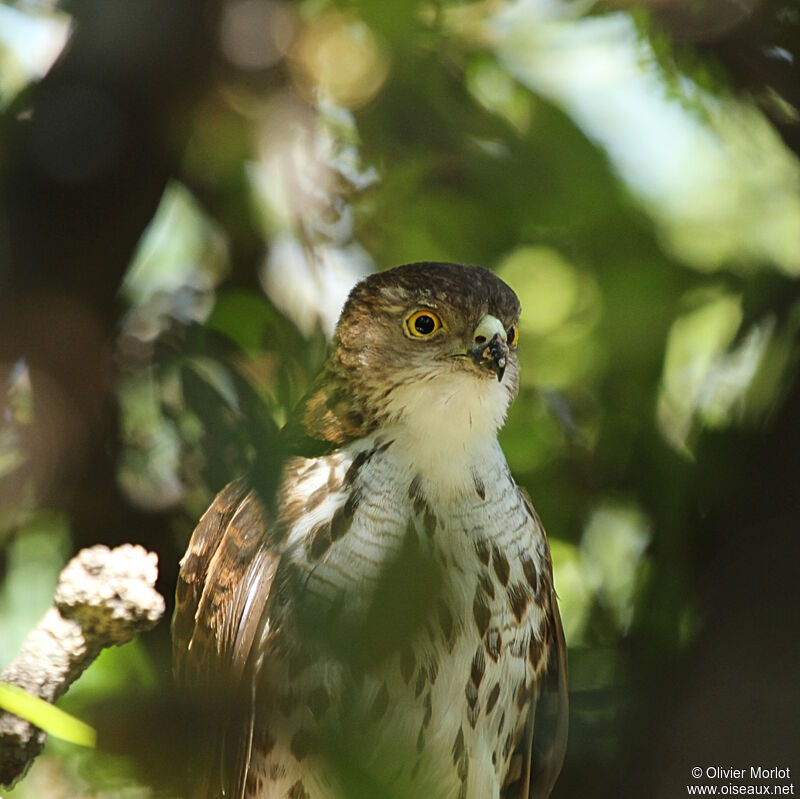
[245,442,553,799]
[246,539,551,799]
[360,538,552,799]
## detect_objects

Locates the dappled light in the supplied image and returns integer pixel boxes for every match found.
[122,183,230,340]
[657,290,780,454]
[549,501,651,645]
[487,0,800,274]
[580,503,651,633]
[498,246,604,390]
[0,513,70,670]
[291,10,389,109]
[0,3,70,108]
[220,0,297,72]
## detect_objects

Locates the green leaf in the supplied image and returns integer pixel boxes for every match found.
[0,682,97,748]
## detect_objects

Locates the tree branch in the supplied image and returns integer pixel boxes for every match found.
[0,544,165,788]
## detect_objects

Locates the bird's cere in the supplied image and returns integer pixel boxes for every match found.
[472,313,507,345]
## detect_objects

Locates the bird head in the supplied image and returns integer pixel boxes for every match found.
[302,262,522,449]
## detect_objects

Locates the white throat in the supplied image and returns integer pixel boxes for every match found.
[381,371,511,499]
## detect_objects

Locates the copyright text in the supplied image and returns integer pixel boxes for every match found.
[687,766,794,795]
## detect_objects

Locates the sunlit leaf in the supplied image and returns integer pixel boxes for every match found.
[206,289,282,355]
[0,683,96,748]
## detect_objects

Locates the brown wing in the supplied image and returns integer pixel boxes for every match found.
[502,489,569,799]
[527,588,569,798]
[172,479,280,799]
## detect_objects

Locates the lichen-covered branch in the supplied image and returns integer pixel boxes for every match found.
[0,544,165,787]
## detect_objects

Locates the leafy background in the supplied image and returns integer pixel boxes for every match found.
[1,0,799,796]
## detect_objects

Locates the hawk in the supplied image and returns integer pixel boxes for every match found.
[172,262,568,799]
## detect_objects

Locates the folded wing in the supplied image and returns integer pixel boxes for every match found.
[172,479,280,799]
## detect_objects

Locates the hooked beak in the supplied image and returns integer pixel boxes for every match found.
[468,315,509,381]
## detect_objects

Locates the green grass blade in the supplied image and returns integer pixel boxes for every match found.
[0,682,97,747]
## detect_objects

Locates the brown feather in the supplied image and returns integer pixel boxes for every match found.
[527,588,569,799]
[172,480,279,799]
[502,488,569,799]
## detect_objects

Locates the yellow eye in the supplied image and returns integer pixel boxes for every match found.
[405,309,443,338]
[507,323,519,347]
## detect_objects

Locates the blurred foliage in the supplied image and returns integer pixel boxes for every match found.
[1,0,799,796]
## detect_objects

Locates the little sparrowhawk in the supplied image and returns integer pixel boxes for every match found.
[172,262,568,799]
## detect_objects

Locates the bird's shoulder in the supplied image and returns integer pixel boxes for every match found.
[172,435,394,689]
